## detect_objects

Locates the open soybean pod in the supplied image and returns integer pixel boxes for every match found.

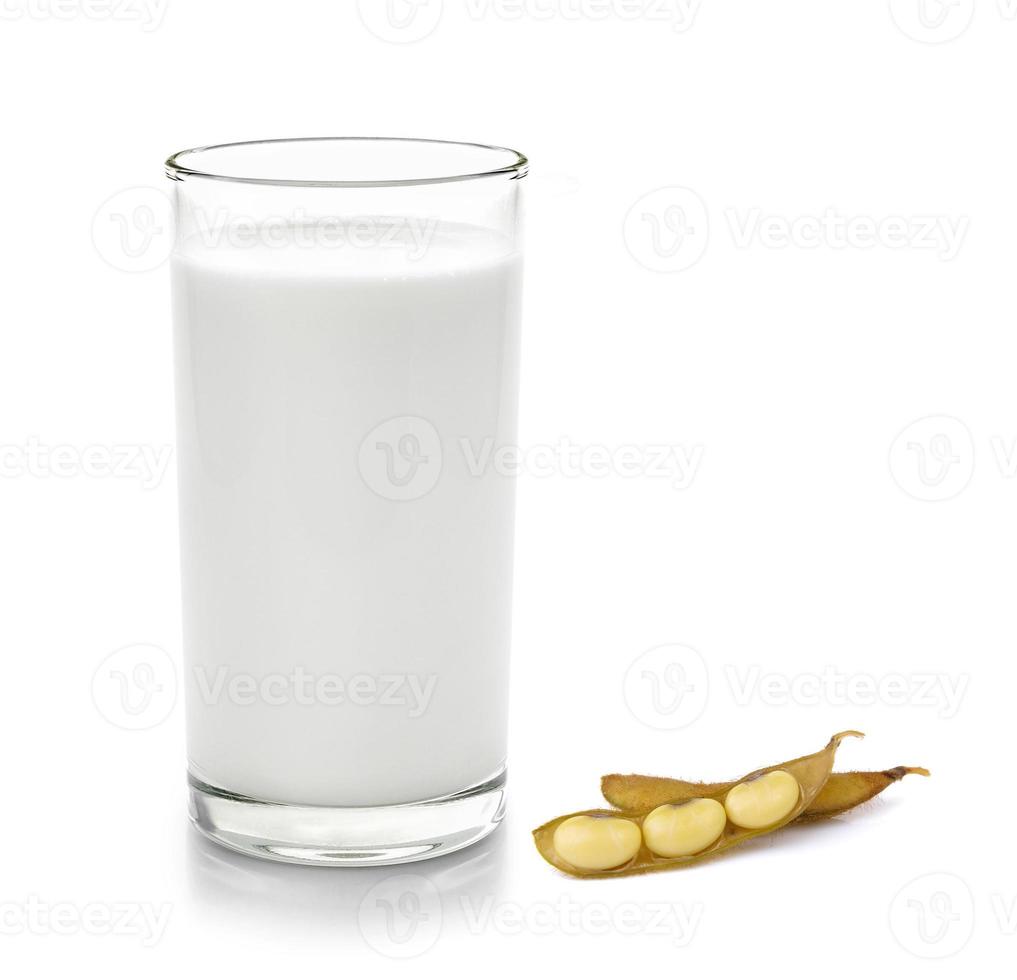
[601,766,929,820]
[533,731,862,878]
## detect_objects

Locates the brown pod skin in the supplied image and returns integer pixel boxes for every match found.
[797,766,930,821]
[533,731,862,878]
[601,766,929,820]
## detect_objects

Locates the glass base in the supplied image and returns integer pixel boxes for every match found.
[187,767,507,867]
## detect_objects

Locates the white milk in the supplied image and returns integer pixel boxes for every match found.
[172,220,522,807]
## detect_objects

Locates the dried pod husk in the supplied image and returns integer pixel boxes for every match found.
[600,773,732,813]
[533,730,862,878]
[601,765,929,820]
[797,766,930,821]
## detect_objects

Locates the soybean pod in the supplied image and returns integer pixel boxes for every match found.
[600,765,929,820]
[797,766,929,821]
[532,730,861,878]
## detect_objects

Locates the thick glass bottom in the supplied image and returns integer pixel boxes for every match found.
[187,767,507,867]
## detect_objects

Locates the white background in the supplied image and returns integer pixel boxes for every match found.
[1,0,1014,974]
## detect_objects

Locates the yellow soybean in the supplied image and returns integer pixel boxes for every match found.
[642,798,727,857]
[551,815,642,871]
[724,770,800,829]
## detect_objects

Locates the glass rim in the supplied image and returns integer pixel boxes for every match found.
[165,136,528,189]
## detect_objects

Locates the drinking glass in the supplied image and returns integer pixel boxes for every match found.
[166,137,526,865]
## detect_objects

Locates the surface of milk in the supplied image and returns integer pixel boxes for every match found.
[172,220,521,806]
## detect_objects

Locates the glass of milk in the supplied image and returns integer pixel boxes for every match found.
[165,138,526,865]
